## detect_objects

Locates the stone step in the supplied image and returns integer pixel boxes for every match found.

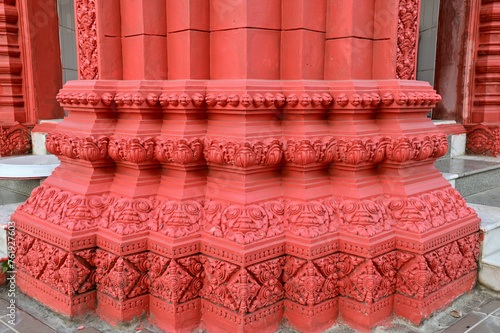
[470,204,500,256]
[0,155,59,197]
[0,203,22,261]
[470,203,500,291]
[479,252,500,292]
[435,155,500,197]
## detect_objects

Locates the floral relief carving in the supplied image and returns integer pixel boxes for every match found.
[75,0,98,80]
[285,261,326,306]
[200,257,239,308]
[15,233,93,296]
[139,253,203,304]
[335,137,389,164]
[46,133,109,161]
[126,253,153,298]
[155,137,203,164]
[201,257,286,314]
[285,138,337,165]
[396,236,479,300]
[204,138,283,168]
[284,135,447,166]
[397,0,420,80]
[247,258,286,311]
[348,260,385,304]
[227,268,261,314]
[397,255,438,299]
[94,251,140,301]
[15,233,479,319]
[386,135,448,162]
[53,253,92,297]
[108,136,156,163]
[0,124,32,156]
[150,259,194,304]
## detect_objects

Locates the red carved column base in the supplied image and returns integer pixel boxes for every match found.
[96,293,149,325]
[150,298,200,333]
[284,299,338,333]
[201,301,284,333]
[14,225,479,332]
[465,123,500,157]
[0,123,32,156]
[394,271,477,324]
[14,220,97,317]
[17,272,97,317]
[340,297,393,332]
[13,79,480,332]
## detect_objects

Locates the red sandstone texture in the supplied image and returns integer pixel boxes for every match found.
[12,1,480,333]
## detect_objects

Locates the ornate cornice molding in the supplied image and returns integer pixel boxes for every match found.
[204,138,283,167]
[46,133,108,161]
[56,89,441,110]
[46,133,448,165]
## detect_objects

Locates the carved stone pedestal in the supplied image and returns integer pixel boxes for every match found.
[12,79,480,333]
[13,0,481,332]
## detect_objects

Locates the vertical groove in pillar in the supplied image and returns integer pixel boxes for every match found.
[119,0,167,80]
[0,0,24,123]
[166,0,210,79]
[280,0,327,80]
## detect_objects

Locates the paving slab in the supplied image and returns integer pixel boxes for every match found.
[468,315,500,333]
[441,311,486,333]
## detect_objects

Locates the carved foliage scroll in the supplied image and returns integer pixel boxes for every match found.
[75,0,98,80]
[397,0,420,80]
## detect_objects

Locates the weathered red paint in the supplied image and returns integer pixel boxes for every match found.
[12,1,480,332]
[466,0,500,156]
[0,0,64,155]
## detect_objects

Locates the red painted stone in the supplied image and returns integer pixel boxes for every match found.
[210,29,281,80]
[281,0,327,32]
[467,1,500,155]
[210,0,281,31]
[13,1,481,333]
[121,35,168,80]
[0,0,64,155]
[167,31,210,80]
[281,30,325,80]
[326,0,375,39]
[166,0,210,33]
[325,38,374,80]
